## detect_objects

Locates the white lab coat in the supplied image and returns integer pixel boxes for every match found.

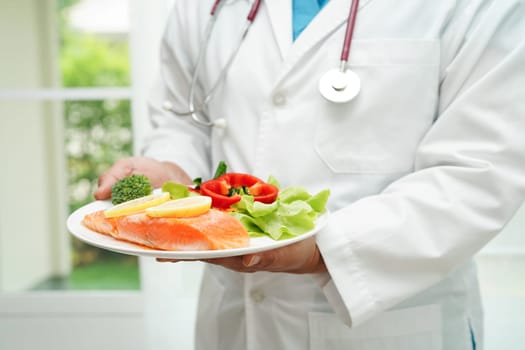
[142,0,525,349]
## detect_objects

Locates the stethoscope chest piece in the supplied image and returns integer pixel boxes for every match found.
[318,68,361,103]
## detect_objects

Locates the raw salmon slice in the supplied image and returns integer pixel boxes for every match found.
[82,209,249,251]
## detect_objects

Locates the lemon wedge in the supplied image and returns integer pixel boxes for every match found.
[145,196,212,218]
[104,192,171,218]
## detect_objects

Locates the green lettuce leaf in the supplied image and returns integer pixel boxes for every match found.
[231,185,330,240]
[161,181,190,199]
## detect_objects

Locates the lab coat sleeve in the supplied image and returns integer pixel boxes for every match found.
[316,1,525,327]
[141,1,212,178]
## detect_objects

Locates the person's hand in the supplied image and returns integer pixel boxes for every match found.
[158,236,327,274]
[94,156,192,200]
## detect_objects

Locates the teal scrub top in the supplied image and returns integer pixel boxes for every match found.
[292,0,330,40]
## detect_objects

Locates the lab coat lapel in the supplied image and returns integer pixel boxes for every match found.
[272,0,373,85]
[263,0,293,59]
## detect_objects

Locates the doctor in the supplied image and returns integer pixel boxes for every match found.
[95,0,525,349]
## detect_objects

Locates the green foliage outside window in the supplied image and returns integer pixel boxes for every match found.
[61,33,132,214]
[59,1,139,287]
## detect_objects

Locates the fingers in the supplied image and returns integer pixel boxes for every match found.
[156,257,256,273]
[241,249,289,272]
[243,255,261,267]
[93,157,193,201]
[94,172,119,200]
[155,238,326,274]
[156,258,182,263]
[241,237,326,274]
[93,158,134,200]
[203,257,258,272]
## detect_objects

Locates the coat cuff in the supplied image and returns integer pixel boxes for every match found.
[314,219,381,327]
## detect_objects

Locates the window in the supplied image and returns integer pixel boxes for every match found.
[0,0,145,348]
[1,0,138,292]
[62,0,143,291]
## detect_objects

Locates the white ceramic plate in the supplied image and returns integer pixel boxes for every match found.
[66,199,328,259]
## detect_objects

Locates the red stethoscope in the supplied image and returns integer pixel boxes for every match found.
[163,0,361,128]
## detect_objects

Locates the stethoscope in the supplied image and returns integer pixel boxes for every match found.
[163,0,361,128]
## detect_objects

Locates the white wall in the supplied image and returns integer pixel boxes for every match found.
[0,0,69,292]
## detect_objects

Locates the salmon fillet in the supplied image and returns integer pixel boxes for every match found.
[82,209,249,251]
[82,210,118,237]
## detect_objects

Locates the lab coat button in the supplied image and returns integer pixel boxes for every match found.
[250,289,265,303]
[272,93,286,106]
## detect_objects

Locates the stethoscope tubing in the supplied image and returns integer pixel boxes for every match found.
[341,0,360,63]
[165,0,262,127]
[164,0,360,127]
[194,0,262,107]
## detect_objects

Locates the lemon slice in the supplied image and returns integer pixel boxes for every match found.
[104,192,170,218]
[145,196,212,218]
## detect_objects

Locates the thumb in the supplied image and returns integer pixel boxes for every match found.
[94,174,114,200]
[94,159,135,200]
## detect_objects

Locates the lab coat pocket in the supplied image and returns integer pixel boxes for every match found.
[308,304,442,350]
[315,39,440,174]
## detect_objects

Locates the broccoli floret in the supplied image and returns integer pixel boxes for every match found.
[111,174,153,205]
